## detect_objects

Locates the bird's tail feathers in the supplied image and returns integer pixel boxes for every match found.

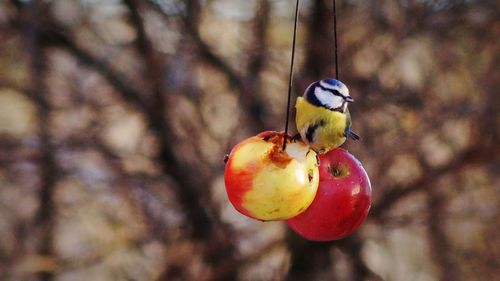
[346,129,361,141]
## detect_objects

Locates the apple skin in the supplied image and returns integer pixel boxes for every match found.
[286,148,371,241]
[224,131,319,221]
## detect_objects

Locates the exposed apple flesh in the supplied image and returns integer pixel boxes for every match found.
[224,131,319,221]
[287,148,371,241]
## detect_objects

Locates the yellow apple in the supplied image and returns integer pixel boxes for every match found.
[224,131,319,221]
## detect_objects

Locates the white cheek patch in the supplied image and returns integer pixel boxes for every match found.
[314,87,344,109]
[319,80,350,99]
[319,81,337,90]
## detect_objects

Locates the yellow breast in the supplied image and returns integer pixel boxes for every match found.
[295,97,347,151]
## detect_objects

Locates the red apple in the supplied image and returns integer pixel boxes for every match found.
[286,148,371,241]
[224,131,319,221]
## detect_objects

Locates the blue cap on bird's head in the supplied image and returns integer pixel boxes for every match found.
[322,78,345,88]
[303,78,353,112]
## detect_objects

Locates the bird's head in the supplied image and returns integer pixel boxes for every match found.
[303,79,353,113]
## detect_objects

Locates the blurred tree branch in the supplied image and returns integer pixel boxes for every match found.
[31,13,219,243]
[1,0,498,280]
[23,1,57,280]
[241,0,271,128]
[9,4,236,278]
[426,183,458,281]
[371,143,497,220]
[338,236,384,281]
[180,0,244,90]
[120,1,239,279]
[301,0,334,82]
[285,231,334,281]
[372,69,499,220]
[148,0,270,132]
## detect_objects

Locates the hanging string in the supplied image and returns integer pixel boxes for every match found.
[283,0,300,151]
[333,0,339,80]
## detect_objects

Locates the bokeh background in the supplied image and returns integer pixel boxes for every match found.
[0,0,498,280]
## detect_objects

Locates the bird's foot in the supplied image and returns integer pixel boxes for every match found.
[291,133,302,142]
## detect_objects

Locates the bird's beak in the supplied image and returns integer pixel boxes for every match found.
[345,96,354,103]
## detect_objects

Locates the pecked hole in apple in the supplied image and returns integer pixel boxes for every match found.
[328,163,350,178]
[307,169,314,182]
[260,132,313,168]
[284,141,309,163]
[285,142,318,184]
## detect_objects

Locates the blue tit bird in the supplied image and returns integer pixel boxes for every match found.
[295,78,360,152]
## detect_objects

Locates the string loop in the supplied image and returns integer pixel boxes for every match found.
[282,0,300,151]
[282,0,339,150]
[333,0,339,80]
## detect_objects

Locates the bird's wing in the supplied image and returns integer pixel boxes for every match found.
[345,107,352,129]
[344,108,360,140]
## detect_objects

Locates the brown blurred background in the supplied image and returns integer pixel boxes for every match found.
[0,0,498,280]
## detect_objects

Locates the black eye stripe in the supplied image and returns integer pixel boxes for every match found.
[316,85,343,97]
